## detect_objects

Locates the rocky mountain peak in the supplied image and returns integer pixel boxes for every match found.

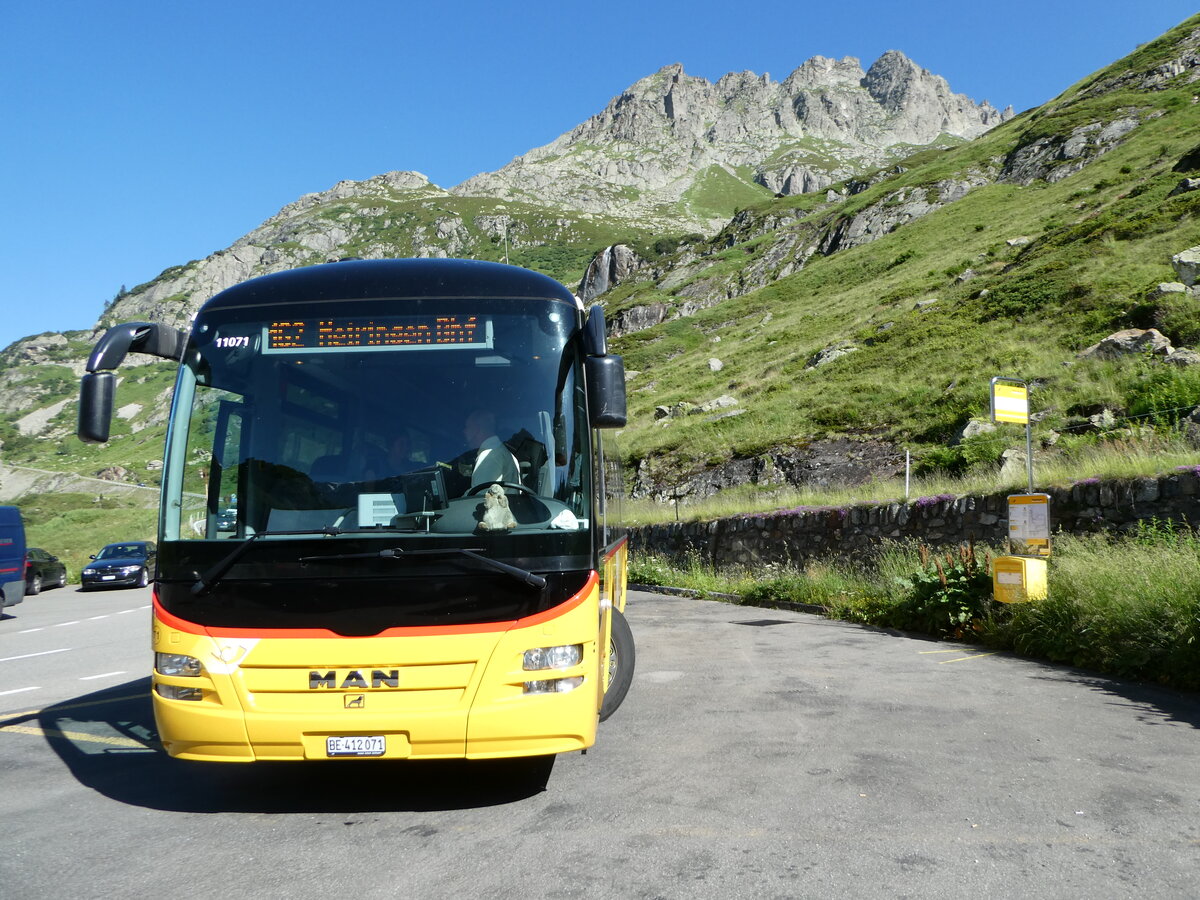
[452,53,1011,228]
[862,50,931,111]
[782,55,867,91]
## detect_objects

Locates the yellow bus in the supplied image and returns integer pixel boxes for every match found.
[78,259,633,772]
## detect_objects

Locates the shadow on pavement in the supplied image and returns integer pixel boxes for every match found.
[19,679,554,813]
[1027,668,1200,729]
[725,598,1200,727]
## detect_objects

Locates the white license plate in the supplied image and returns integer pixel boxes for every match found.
[326,735,386,757]
[101,575,116,581]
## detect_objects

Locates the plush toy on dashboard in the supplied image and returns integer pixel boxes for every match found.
[478,483,517,531]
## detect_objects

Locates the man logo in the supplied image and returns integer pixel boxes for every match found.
[345,694,365,708]
[309,669,400,689]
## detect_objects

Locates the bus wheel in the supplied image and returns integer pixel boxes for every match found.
[600,608,635,722]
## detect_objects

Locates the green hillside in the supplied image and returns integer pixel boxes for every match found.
[608,15,1200,490]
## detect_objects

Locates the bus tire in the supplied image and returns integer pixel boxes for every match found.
[600,608,635,722]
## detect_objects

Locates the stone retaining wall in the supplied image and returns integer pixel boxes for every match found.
[628,470,1200,568]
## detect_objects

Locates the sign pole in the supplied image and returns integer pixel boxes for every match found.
[1026,418,1033,493]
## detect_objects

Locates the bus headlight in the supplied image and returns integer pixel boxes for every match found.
[156,652,201,676]
[155,684,204,701]
[523,676,584,695]
[523,644,583,671]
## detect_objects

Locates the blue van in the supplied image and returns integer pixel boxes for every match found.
[0,506,28,615]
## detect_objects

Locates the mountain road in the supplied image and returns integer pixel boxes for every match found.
[3,587,1198,897]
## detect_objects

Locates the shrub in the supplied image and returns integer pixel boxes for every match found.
[973,270,1084,321]
[1127,363,1200,426]
[891,543,994,638]
[914,444,967,476]
[1154,294,1200,347]
[628,553,676,587]
[960,430,1008,468]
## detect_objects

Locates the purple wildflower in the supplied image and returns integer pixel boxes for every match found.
[914,493,955,508]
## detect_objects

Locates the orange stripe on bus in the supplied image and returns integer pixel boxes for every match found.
[601,535,628,563]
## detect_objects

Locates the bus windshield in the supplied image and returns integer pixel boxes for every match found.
[156,295,594,628]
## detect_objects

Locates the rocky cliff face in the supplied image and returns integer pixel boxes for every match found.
[454,52,1010,230]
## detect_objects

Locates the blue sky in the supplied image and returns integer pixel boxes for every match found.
[2,0,1196,352]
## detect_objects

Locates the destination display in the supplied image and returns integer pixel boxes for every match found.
[262,315,492,353]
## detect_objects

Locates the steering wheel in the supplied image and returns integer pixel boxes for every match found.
[465,480,538,498]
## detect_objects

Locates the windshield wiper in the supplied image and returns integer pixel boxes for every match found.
[299,546,547,590]
[191,526,350,596]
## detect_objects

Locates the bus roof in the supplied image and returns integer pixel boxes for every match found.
[198,258,579,315]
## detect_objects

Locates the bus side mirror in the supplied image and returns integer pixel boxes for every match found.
[78,372,116,444]
[586,354,627,428]
[86,321,186,372]
[583,305,608,357]
[77,321,186,445]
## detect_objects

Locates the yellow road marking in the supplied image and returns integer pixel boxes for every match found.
[938,652,1001,664]
[918,648,1002,664]
[0,723,154,749]
[0,692,147,726]
[1,691,158,748]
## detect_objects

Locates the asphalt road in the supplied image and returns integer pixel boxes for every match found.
[3,586,1199,898]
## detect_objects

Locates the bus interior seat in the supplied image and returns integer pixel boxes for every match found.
[505,426,549,494]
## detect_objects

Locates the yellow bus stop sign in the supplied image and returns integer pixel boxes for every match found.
[991,380,1029,424]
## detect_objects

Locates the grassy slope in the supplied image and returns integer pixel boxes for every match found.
[612,16,1200,483]
[3,363,178,481]
[273,192,666,290]
[21,493,158,584]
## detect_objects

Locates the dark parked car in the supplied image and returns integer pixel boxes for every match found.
[80,541,157,591]
[25,548,67,595]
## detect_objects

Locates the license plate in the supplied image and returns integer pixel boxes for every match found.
[326,735,386,757]
[101,575,116,581]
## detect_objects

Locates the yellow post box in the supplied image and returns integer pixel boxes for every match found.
[992,555,1048,603]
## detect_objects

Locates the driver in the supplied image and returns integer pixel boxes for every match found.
[463,409,521,490]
